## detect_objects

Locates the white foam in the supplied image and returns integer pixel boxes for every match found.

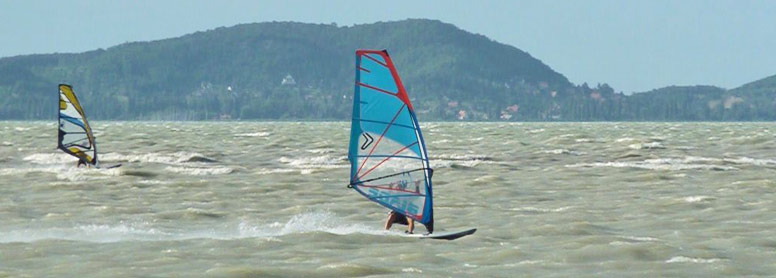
[682,196,712,203]
[306,148,335,154]
[431,159,484,168]
[538,149,585,156]
[621,235,660,242]
[102,152,215,165]
[510,206,573,213]
[24,153,77,165]
[504,260,545,266]
[56,170,111,182]
[430,139,451,144]
[628,142,665,150]
[278,155,347,169]
[274,210,379,236]
[254,168,297,175]
[165,166,232,175]
[665,256,721,264]
[0,165,120,181]
[0,223,166,243]
[0,211,385,243]
[724,157,776,167]
[566,157,739,171]
[137,180,171,185]
[615,137,637,143]
[431,153,493,168]
[23,152,217,166]
[434,154,491,161]
[234,132,271,137]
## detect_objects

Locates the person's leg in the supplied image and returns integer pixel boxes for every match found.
[407,217,414,234]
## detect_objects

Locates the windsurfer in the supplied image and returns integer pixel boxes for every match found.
[385,210,415,234]
[72,149,90,168]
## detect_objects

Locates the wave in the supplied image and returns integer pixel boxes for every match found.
[566,160,738,171]
[102,152,218,165]
[0,211,387,243]
[619,235,660,242]
[628,142,665,150]
[23,152,219,166]
[538,149,585,156]
[615,137,637,143]
[305,148,335,154]
[23,153,78,165]
[254,168,298,175]
[0,223,166,243]
[234,132,271,137]
[509,206,574,213]
[0,165,122,181]
[665,256,722,264]
[564,156,762,171]
[278,155,348,170]
[681,195,714,203]
[430,153,495,168]
[165,166,233,175]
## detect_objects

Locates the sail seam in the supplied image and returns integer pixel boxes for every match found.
[357,141,419,181]
[362,53,388,67]
[354,104,406,179]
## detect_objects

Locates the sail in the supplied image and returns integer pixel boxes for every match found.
[348,50,433,230]
[58,84,98,167]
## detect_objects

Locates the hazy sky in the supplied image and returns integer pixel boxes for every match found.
[1,0,774,92]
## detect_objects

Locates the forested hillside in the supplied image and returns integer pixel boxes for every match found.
[0,19,774,121]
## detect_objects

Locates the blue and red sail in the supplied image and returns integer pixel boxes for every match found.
[348,50,433,231]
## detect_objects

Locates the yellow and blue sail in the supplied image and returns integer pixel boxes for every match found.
[58,84,98,167]
[348,50,433,230]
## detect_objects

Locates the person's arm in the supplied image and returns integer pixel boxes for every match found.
[385,212,396,230]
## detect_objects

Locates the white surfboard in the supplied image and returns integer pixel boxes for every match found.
[404,228,477,240]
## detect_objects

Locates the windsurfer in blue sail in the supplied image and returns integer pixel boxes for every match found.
[349,50,439,236]
[383,169,434,234]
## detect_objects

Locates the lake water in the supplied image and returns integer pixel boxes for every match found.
[1,122,775,277]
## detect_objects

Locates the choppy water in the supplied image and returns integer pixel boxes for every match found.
[1,121,775,277]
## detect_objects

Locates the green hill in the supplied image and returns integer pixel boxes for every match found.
[736,74,776,91]
[0,19,773,121]
[0,19,574,120]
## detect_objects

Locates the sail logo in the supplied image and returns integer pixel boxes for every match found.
[367,172,421,216]
[368,187,420,216]
[360,133,374,150]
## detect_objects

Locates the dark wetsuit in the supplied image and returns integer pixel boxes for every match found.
[389,211,409,225]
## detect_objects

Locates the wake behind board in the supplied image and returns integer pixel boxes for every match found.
[404,228,477,240]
